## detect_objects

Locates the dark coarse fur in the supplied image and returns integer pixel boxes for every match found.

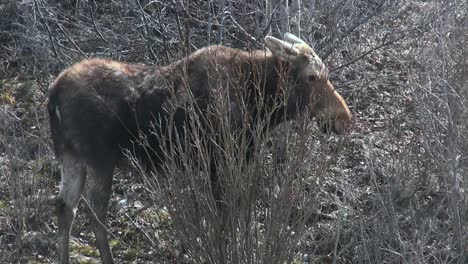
[48,45,303,170]
[49,42,352,264]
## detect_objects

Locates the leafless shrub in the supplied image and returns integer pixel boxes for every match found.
[345,1,468,263]
[120,60,348,263]
[0,93,55,262]
[411,1,467,260]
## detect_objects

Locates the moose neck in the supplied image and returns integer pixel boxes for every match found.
[154,47,298,128]
[261,57,301,127]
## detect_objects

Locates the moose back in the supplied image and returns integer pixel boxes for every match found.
[48,33,352,264]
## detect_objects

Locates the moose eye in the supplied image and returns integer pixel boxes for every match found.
[307,75,316,82]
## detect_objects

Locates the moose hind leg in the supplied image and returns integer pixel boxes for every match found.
[85,164,115,264]
[56,153,86,264]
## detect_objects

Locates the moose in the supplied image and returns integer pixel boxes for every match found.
[48,33,352,263]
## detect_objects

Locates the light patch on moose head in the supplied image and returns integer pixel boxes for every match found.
[265,33,352,134]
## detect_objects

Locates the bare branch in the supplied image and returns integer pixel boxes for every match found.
[331,33,404,72]
[33,0,59,60]
[88,0,107,44]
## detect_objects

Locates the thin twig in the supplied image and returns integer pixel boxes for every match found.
[88,0,107,44]
[331,33,405,73]
[33,0,59,60]
[217,0,227,44]
[155,3,170,65]
[135,0,158,61]
[322,0,385,60]
[53,15,88,58]
[229,14,257,43]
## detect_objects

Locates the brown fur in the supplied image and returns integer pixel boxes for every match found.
[48,44,351,264]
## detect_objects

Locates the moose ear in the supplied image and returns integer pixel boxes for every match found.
[265,36,299,61]
[283,33,306,45]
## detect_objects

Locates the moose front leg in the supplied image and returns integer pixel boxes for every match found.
[85,164,115,264]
